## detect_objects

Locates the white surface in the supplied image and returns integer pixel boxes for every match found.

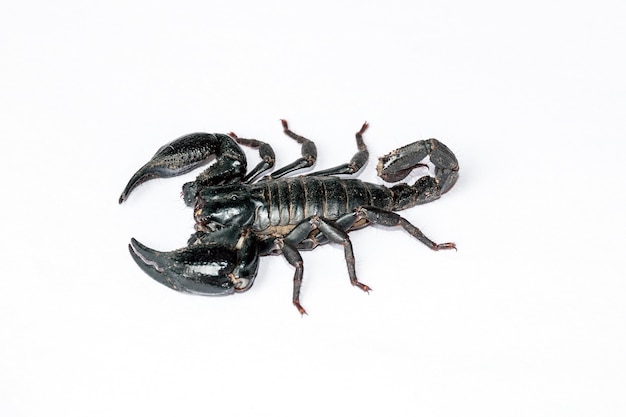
[2,1,625,416]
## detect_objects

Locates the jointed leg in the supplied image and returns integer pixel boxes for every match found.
[314,217,370,291]
[357,206,456,251]
[266,214,371,314]
[296,211,366,250]
[307,122,370,177]
[229,132,276,183]
[280,241,307,315]
[280,216,370,313]
[269,119,318,179]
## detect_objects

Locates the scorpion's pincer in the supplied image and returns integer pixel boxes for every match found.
[128,238,239,295]
[119,132,247,204]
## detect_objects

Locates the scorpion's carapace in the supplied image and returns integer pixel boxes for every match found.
[120,120,459,314]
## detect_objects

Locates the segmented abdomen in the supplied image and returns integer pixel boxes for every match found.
[252,177,393,231]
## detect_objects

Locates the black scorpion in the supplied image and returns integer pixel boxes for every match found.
[119,120,459,314]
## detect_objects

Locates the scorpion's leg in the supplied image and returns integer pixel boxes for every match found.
[281,241,307,315]
[263,219,313,314]
[378,138,459,199]
[312,217,371,292]
[267,119,318,179]
[306,122,370,177]
[229,132,276,183]
[357,206,456,251]
[297,211,365,250]
[119,132,247,204]
[279,216,371,314]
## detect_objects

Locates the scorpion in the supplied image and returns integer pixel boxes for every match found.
[119,120,459,314]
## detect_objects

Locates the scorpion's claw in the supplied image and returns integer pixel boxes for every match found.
[128,238,238,295]
[119,132,247,204]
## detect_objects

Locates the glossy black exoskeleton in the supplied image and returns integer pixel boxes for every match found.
[120,120,459,314]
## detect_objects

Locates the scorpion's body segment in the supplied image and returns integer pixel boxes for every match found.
[219,177,392,233]
[261,177,392,228]
[120,120,459,314]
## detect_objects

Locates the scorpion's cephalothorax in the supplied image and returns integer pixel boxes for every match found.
[120,120,459,314]
[192,184,260,232]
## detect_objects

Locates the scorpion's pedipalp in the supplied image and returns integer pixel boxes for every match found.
[119,132,247,204]
[119,160,201,204]
[128,238,238,295]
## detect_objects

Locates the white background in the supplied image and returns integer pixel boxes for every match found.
[1,1,625,416]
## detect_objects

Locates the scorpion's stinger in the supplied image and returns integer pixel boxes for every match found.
[377,138,459,209]
[128,238,238,295]
[119,132,247,204]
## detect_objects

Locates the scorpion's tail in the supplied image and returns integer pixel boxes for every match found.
[377,139,459,211]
